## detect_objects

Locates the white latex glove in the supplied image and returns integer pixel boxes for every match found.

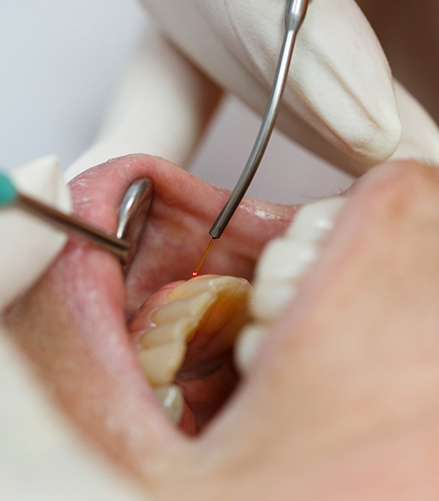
[69,1,398,180]
[67,0,439,182]
[139,0,403,176]
[143,0,439,171]
[0,156,71,312]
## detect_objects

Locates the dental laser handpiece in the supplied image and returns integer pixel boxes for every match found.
[211,0,309,239]
[194,0,309,275]
[0,171,153,266]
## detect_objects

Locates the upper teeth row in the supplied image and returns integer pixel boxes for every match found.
[235,196,346,374]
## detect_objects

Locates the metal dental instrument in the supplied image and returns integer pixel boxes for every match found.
[117,178,154,266]
[0,171,153,266]
[194,0,309,274]
[211,0,309,238]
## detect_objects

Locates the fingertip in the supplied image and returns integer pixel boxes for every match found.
[290,0,402,165]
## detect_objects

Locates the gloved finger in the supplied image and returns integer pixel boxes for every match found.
[390,81,439,165]
[65,27,222,181]
[0,156,70,312]
[141,0,401,175]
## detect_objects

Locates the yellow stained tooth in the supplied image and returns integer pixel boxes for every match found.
[137,342,186,386]
[153,385,184,425]
[167,275,247,301]
[136,276,253,395]
[196,282,253,339]
[139,317,199,349]
[151,291,216,325]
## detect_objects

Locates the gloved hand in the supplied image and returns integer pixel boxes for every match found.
[66,0,439,181]
[0,156,70,312]
[140,0,401,174]
[66,0,439,182]
[141,0,439,171]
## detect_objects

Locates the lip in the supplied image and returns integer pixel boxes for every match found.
[3,153,298,479]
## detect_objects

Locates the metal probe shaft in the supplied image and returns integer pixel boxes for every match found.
[209,0,309,240]
[16,193,131,263]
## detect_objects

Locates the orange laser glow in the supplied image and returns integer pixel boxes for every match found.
[192,238,215,277]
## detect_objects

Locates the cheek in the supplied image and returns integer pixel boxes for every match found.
[2,256,180,477]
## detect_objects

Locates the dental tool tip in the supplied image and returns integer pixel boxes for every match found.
[193,238,215,277]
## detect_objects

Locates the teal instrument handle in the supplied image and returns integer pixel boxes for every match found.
[0,171,18,207]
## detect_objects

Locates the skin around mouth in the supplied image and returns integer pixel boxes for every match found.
[2,154,298,479]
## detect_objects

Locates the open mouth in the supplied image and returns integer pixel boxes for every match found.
[3,153,345,481]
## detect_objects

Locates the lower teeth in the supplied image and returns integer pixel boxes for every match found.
[129,275,253,427]
[153,385,184,425]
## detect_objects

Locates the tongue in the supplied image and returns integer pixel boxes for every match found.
[3,154,297,474]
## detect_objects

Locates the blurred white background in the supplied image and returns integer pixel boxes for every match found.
[0,0,353,205]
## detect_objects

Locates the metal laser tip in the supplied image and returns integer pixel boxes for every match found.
[209,0,309,240]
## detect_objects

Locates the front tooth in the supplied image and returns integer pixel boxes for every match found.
[255,198,346,286]
[137,342,186,386]
[236,197,347,376]
[153,385,184,425]
[252,280,297,321]
[255,239,318,283]
[254,196,347,321]
[139,317,199,349]
[235,324,267,375]
[151,292,216,325]
[286,197,346,243]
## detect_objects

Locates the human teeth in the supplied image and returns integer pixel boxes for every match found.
[235,324,267,375]
[139,317,199,349]
[137,342,186,386]
[253,197,346,312]
[252,197,346,318]
[255,240,318,283]
[252,280,297,322]
[285,197,347,243]
[153,385,184,425]
[167,275,248,300]
[133,275,253,420]
[151,292,216,325]
[236,197,346,374]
